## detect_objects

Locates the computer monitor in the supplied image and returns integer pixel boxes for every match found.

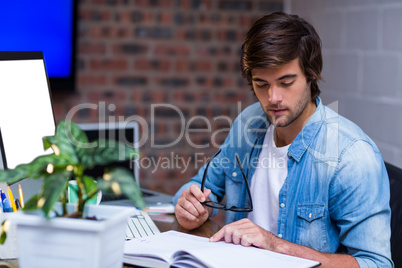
[0,51,56,199]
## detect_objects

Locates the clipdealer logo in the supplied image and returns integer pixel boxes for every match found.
[61,100,341,173]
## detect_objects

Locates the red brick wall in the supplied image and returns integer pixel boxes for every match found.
[52,0,283,195]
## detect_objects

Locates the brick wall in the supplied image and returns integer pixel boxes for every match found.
[291,0,402,168]
[52,0,283,195]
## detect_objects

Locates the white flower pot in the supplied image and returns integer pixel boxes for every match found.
[0,213,18,259]
[10,204,136,268]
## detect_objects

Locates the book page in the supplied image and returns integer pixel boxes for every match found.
[124,231,211,267]
[124,236,176,268]
[124,231,320,268]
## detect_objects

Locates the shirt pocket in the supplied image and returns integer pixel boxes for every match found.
[296,204,329,252]
[223,165,244,184]
[222,165,249,210]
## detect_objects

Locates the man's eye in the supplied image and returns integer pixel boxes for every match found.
[281,81,294,87]
[255,84,268,88]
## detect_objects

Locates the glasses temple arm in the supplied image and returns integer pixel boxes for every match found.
[200,160,212,191]
[201,150,222,192]
[235,155,253,211]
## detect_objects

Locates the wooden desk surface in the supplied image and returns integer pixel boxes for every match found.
[151,214,222,238]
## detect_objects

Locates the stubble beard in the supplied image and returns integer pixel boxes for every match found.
[266,87,312,128]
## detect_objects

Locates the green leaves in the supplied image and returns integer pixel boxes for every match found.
[98,167,145,209]
[0,153,70,184]
[40,170,71,217]
[23,194,40,211]
[82,175,98,197]
[0,120,144,219]
[79,139,138,169]
[50,121,87,164]
[54,121,139,170]
[0,220,8,245]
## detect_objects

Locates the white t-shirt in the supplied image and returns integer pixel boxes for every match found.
[247,124,290,235]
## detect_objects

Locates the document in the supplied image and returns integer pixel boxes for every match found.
[124,231,320,268]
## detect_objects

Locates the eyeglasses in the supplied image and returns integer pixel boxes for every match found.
[200,150,253,212]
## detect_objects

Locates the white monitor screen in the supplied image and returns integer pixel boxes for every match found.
[0,52,55,170]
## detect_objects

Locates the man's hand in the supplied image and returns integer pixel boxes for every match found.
[174,184,212,230]
[209,218,278,249]
[209,218,359,268]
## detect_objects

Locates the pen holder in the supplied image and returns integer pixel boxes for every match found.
[0,213,18,259]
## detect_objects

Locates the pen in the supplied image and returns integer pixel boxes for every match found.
[7,186,17,212]
[1,190,13,212]
[0,190,3,213]
[15,199,21,210]
[18,184,25,208]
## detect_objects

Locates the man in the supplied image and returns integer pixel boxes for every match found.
[173,12,393,267]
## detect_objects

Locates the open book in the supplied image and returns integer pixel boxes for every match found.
[124,231,320,268]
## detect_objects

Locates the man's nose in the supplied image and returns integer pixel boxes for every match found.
[268,85,282,103]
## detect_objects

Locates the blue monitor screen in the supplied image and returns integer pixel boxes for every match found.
[0,1,77,90]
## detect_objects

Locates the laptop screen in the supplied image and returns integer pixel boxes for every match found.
[78,122,174,207]
[78,122,140,186]
[0,51,55,170]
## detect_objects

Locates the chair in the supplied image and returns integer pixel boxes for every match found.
[385,162,402,268]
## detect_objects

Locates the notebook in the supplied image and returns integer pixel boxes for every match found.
[77,122,174,211]
[124,231,321,268]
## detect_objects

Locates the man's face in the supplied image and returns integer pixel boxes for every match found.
[251,58,314,129]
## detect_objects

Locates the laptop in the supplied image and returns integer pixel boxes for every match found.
[77,122,174,211]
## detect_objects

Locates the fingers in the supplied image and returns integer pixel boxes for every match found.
[174,184,212,230]
[240,236,253,247]
[176,190,205,217]
[175,201,199,221]
[211,226,250,245]
[203,188,211,200]
[210,219,247,242]
[190,184,208,202]
[211,228,252,247]
[210,227,225,242]
[209,219,264,247]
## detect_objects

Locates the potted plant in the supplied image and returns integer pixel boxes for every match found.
[0,120,145,268]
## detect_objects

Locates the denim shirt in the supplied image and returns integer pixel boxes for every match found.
[173,98,393,267]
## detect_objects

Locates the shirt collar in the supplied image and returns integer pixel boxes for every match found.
[288,97,325,162]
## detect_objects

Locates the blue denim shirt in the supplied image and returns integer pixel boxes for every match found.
[173,98,393,267]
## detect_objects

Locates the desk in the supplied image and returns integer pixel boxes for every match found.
[151,214,222,237]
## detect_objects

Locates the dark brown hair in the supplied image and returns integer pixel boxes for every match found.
[241,12,323,100]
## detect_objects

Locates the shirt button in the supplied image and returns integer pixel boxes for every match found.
[309,213,312,219]
[280,203,285,208]
[232,172,237,177]
[278,234,282,238]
